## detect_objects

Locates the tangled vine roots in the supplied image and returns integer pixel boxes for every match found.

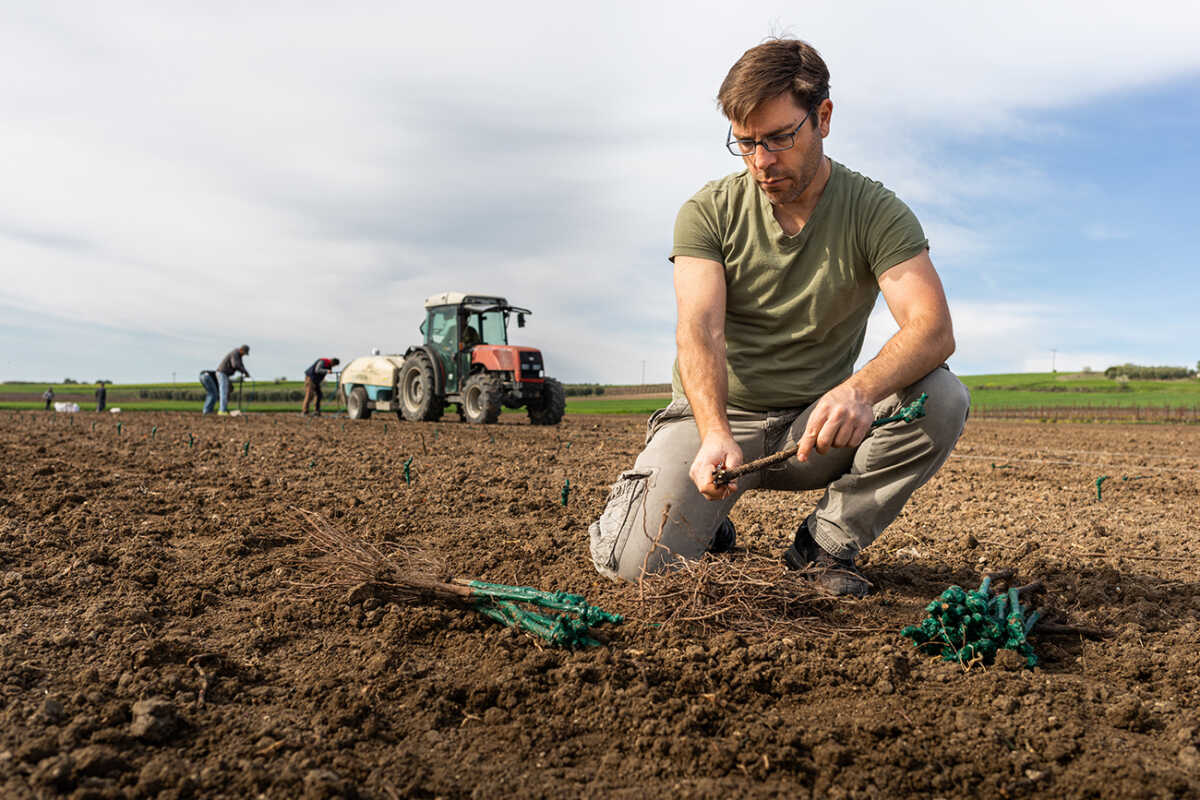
[633,553,856,638]
[291,507,464,605]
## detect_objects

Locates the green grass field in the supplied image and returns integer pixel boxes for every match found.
[4,372,1198,415]
[961,372,1200,409]
[0,381,671,415]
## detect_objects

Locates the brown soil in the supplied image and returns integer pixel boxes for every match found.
[1,410,1198,799]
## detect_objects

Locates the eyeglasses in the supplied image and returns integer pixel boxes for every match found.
[726,107,815,156]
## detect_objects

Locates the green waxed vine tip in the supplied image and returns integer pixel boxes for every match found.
[872,392,928,428]
[1095,475,1110,500]
[465,580,622,647]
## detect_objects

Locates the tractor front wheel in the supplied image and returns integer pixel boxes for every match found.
[347,386,372,420]
[400,353,443,422]
[527,377,566,425]
[461,373,502,424]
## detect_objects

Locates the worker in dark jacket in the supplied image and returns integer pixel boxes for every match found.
[43,387,54,411]
[302,357,340,416]
[94,382,107,412]
[216,345,250,415]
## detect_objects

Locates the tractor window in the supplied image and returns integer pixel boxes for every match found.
[427,307,457,348]
[479,311,507,345]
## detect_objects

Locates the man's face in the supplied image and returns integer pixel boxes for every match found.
[731,92,828,206]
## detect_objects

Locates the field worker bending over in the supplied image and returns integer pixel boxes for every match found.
[589,38,970,596]
[215,345,251,416]
[302,357,340,416]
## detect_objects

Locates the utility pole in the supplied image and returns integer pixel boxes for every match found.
[1050,349,1057,373]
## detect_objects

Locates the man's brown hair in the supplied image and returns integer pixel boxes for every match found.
[717,38,830,126]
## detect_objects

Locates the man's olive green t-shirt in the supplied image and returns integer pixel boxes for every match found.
[670,159,928,411]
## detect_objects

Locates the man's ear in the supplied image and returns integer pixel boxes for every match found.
[818,98,833,138]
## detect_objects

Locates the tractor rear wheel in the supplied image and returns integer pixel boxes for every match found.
[527,377,565,425]
[347,386,372,420]
[461,373,502,424]
[400,353,443,422]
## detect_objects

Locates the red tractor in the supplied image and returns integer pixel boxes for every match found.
[339,292,566,425]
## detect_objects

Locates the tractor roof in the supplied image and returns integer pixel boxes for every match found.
[423,292,507,309]
[422,292,531,316]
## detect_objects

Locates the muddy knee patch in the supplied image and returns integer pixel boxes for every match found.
[589,469,653,579]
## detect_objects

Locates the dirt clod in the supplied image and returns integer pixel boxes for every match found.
[137,752,189,795]
[31,753,74,791]
[71,744,127,778]
[38,696,67,725]
[129,698,181,743]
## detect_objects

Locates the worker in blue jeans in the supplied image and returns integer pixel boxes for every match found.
[215,345,251,415]
[199,370,219,415]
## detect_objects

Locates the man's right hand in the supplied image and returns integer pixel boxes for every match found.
[689,431,743,500]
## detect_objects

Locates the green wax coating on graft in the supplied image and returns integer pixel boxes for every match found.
[901,579,1039,669]
[473,600,601,648]
[466,580,623,625]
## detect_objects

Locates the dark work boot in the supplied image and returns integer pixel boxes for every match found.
[783,517,872,597]
[708,518,736,554]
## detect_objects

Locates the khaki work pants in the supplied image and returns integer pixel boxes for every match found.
[589,366,970,582]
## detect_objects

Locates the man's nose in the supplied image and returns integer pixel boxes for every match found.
[750,143,776,169]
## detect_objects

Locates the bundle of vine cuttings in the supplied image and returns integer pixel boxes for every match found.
[293,508,621,647]
[901,573,1043,668]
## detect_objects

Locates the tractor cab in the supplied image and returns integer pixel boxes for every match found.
[420,293,531,394]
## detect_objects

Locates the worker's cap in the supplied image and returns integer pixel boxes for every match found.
[331,358,340,365]
[240,344,250,353]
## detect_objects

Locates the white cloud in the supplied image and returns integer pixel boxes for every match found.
[2,1,1199,381]
[859,300,1129,376]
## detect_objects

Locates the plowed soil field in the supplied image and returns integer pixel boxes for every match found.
[2,410,1199,799]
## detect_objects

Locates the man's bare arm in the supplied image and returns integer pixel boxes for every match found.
[797,250,955,460]
[674,256,743,499]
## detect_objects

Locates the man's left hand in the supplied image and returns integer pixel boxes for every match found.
[796,383,873,462]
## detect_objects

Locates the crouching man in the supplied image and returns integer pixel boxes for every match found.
[589,38,970,596]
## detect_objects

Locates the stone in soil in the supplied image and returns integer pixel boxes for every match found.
[130,698,182,744]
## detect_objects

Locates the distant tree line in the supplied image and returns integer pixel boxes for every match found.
[564,384,607,397]
[1104,363,1198,380]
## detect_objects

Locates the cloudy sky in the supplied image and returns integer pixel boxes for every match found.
[2,1,1198,384]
